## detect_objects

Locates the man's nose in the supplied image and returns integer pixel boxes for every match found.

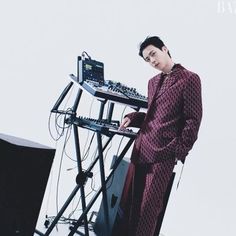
[150,57,156,65]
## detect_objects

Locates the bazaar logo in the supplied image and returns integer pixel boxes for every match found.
[217,1,236,14]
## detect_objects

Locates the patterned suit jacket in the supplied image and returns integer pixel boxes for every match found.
[126,64,202,164]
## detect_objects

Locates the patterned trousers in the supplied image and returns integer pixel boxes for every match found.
[112,158,176,236]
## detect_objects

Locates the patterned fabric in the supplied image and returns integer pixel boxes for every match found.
[112,160,176,236]
[112,64,202,236]
[127,64,202,164]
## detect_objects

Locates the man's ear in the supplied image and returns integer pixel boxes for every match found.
[162,46,168,53]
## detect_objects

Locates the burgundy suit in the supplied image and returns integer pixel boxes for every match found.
[112,64,202,236]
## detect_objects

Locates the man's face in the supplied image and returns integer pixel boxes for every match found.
[142,45,170,72]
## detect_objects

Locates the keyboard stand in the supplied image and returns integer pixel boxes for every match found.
[35,77,138,236]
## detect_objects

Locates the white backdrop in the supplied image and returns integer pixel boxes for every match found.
[1,0,236,235]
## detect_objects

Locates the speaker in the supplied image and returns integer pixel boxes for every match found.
[0,133,55,236]
[94,156,130,236]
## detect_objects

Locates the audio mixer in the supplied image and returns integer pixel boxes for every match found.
[69,74,148,109]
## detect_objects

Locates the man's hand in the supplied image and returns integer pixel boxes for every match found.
[119,117,131,130]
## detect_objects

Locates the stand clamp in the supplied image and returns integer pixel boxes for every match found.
[76,171,93,186]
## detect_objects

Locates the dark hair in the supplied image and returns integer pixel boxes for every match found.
[139,36,171,58]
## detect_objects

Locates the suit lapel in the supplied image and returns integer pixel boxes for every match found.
[156,75,179,99]
[148,75,163,108]
[147,64,184,111]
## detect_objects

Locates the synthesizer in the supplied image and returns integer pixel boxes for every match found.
[67,116,137,138]
[69,74,148,109]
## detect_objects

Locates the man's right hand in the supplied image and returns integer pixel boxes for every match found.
[119,117,131,130]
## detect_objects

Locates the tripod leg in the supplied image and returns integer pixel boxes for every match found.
[68,137,135,236]
[51,81,73,112]
[43,184,82,236]
[96,132,110,235]
[73,125,89,236]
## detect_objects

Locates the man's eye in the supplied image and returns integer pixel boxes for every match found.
[151,52,156,56]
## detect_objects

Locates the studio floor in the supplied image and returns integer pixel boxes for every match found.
[35,223,97,236]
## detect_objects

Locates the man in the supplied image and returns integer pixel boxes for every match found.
[112,36,202,236]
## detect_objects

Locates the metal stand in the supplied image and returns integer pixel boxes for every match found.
[69,98,135,236]
[35,80,136,236]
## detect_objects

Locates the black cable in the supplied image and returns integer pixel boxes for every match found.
[54,112,66,139]
[55,109,72,130]
[82,51,91,60]
[90,173,97,192]
[63,126,76,162]
[68,183,96,222]
[68,195,81,221]
[55,125,72,221]
[48,112,64,141]
[48,112,56,141]
[104,138,112,162]
[82,132,95,162]
[82,97,95,157]
[89,137,113,192]
[121,105,127,123]
[82,131,92,160]
[49,107,73,146]
[48,84,74,141]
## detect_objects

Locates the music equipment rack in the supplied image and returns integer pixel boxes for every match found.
[36,55,145,236]
[37,84,140,236]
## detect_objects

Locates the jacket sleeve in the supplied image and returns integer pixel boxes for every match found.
[125,112,146,128]
[175,73,202,162]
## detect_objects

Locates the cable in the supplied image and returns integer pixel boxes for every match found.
[48,112,63,141]
[63,98,95,164]
[62,126,75,162]
[82,51,91,60]
[67,184,96,222]
[120,105,128,122]
[82,132,95,162]
[103,138,113,162]
[68,195,81,221]
[82,98,95,159]
[48,84,74,141]
[44,161,54,223]
[67,172,98,221]
[55,126,72,221]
